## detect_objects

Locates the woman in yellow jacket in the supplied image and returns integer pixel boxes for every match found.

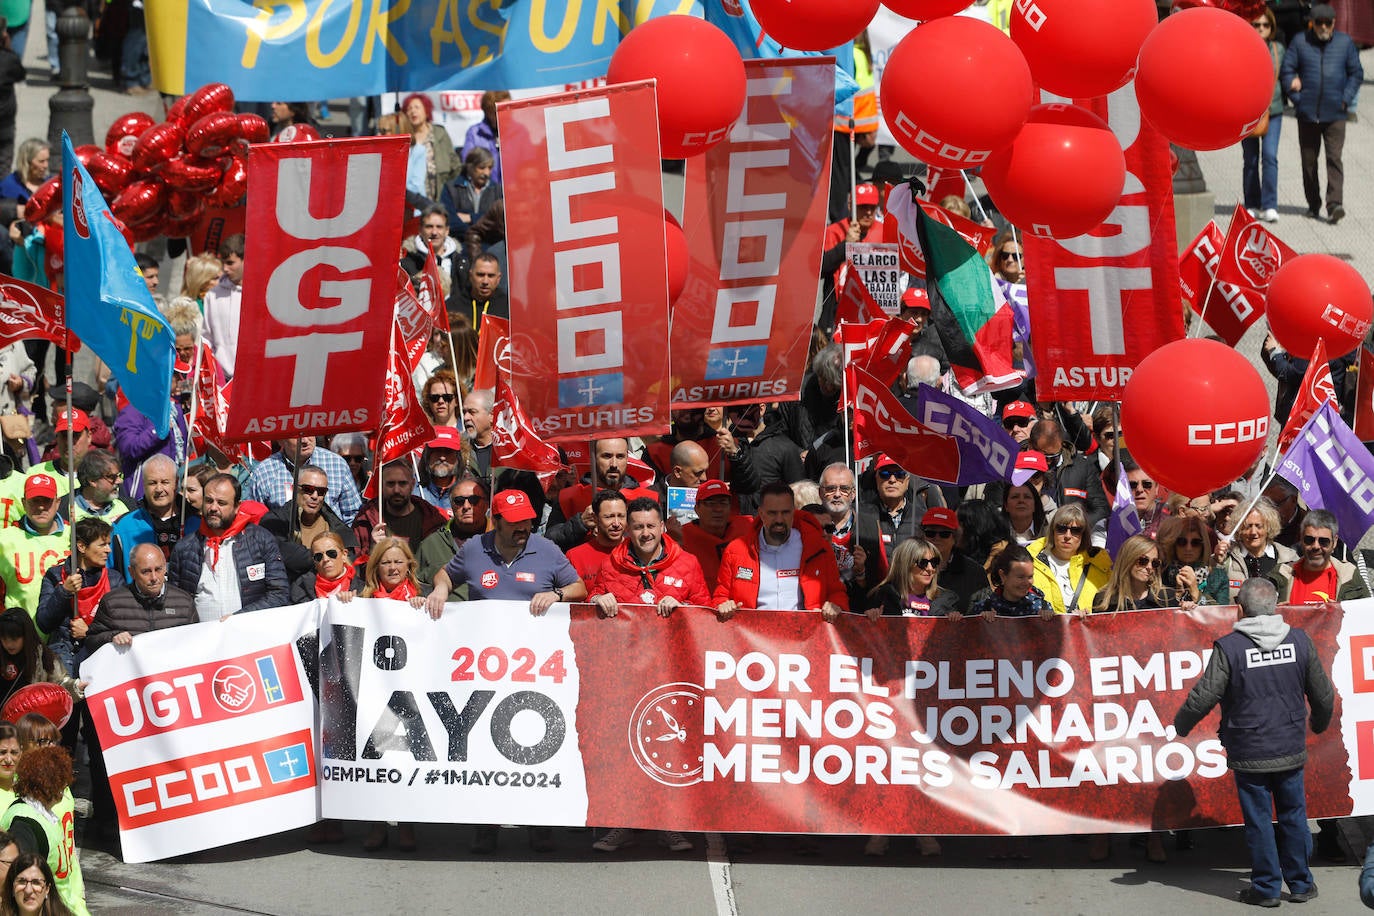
[1027,504,1112,614]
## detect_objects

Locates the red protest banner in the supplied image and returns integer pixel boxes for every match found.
[473,314,509,394]
[225,136,408,440]
[670,57,833,408]
[393,268,434,373]
[501,81,671,441]
[1027,89,1184,401]
[1277,338,1338,452]
[0,274,73,349]
[847,364,961,482]
[493,373,563,473]
[374,322,435,466]
[1357,345,1374,442]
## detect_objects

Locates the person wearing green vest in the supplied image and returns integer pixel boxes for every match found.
[1,745,88,916]
[0,474,69,615]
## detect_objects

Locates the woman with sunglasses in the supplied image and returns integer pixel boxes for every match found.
[290,532,362,604]
[865,538,959,620]
[1028,505,1111,615]
[421,370,460,428]
[1095,535,1194,614]
[1157,516,1227,606]
[988,230,1024,285]
[1242,6,1286,223]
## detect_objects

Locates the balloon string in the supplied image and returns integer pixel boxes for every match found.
[960,170,990,224]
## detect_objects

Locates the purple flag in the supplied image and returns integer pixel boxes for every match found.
[1278,401,1374,544]
[911,383,1020,485]
[1105,463,1144,559]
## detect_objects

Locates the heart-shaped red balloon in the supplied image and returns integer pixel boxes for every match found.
[24,176,61,222]
[236,113,270,145]
[181,82,235,126]
[186,112,242,158]
[86,151,134,198]
[207,151,248,207]
[131,122,186,174]
[105,111,156,159]
[72,144,101,167]
[166,188,207,220]
[112,178,166,225]
[162,154,226,192]
[272,123,321,144]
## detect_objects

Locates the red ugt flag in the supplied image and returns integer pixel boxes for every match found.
[493,374,563,473]
[1277,338,1338,453]
[1356,345,1374,442]
[0,275,74,349]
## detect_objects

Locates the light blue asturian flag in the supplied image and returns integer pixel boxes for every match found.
[61,133,174,436]
[1105,463,1143,560]
[1278,400,1374,546]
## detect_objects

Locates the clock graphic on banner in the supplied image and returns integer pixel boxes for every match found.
[628,682,705,787]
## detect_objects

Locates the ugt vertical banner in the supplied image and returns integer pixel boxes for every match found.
[500,82,671,441]
[1026,87,1183,402]
[225,136,408,440]
[671,58,834,407]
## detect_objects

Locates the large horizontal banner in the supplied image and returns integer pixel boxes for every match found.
[82,605,320,864]
[91,598,1374,860]
[147,0,694,99]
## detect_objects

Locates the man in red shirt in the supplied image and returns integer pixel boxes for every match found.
[1269,509,1369,603]
[589,497,709,618]
[566,490,628,583]
[677,480,752,587]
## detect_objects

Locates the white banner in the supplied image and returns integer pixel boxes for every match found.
[845,243,907,315]
[318,598,589,826]
[82,604,320,864]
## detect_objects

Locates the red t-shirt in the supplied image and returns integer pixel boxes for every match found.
[566,539,615,584]
[1288,562,1340,604]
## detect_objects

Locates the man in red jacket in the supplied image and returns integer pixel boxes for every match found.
[714,481,847,622]
[589,497,709,618]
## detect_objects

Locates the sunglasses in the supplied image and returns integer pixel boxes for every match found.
[298,484,328,497]
[877,468,907,480]
[453,494,486,506]
[999,251,1022,262]
[1175,537,1203,548]
[914,556,941,570]
[312,548,341,562]
[1098,430,1118,441]
[1135,557,1162,570]
[428,393,456,404]
[820,484,855,494]
[1002,417,1032,429]
[1315,18,1334,26]
[1129,479,1155,491]
[1054,523,1084,536]
[343,453,366,463]
[1303,534,1333,548]
[923,528,955,539]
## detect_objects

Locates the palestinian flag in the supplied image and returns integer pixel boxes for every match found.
[916,206,1024,394]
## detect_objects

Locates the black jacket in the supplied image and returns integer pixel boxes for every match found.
[1043,451,1110,530]
[85,582,198,654]
[167,522,290,614]
[259,503,358,583]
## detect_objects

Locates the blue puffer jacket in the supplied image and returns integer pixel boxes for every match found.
[1281,29,1363,123]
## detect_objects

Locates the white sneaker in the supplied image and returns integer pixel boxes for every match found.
[660,831,694,852]
[863,835,890,856]
[1261,208,1279,223]
[1246,208,1260,218]
[593,827,636,852]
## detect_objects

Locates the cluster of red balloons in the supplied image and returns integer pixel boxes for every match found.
[24,82,303,243]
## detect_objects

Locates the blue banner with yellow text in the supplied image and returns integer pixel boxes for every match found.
[147,0,700,99]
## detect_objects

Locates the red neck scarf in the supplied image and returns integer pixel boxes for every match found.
[314,570,353,598]
[372,579,418,600]
[204,511,252,569]
[75,567,110,625]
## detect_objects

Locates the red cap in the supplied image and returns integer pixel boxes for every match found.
[921,507,958,530]
[900,287,930,311]
[53,408,89,434]
[874,454,903,472]
[24,474,57,500]
[854,183,879,206]
[427,426,463,452]
[1012,450,1049,486]
[696,479,730,502]
[493,489,536,522]
[1002,400,1036,420]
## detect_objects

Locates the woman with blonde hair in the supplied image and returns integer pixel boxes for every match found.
[1224,497,1296,600]
[1028,504,1111,614]
[362,538,427,606]
[1157,514,1228,606]
[1094,534,1193,614]
[181,254,223,309]
[865,537,959,619]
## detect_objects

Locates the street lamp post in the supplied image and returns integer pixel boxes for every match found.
[47,6,95,150]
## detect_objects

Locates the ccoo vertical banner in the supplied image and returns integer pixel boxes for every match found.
[671,57,834,407]
[500,81,671,442]
[225,136,408,441]
[1026,87,1183,402]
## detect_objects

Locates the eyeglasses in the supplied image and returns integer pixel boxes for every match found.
[1002,417,1031,429]
[101,473,122,483]
[1315,18,1334,27]
[453,494,486,506]
[342,453,366,464]
[923,528,955,539]
[428,393,456,404]
[820,484,854,494]
[877,468,907,480]
[29,738,54,748]
[999,251,1022,262]
[1174,537,1203,548]
[1129,479,1155,491]
[298,484,328,497]
[913,556,941,570]
[1054,523,1084,536]
[1135,557,1162,570]
[1303,534,1333,548]
[1098,430,1118,441]
[13,878,45,890]
[312,548,340,562]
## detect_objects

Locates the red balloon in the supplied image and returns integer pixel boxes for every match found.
[1010,0,1156,99]
[105,111,156,159]
[1135,7,1274,151]
[272,123,321,144]
[130,219,165,243]
[607,15,746,159]
[880,17,1033,169]
[980,104,1125,239]
[162,154,225,192]
[883,0,971,16]
[112,179,166,225]
[1121,339,1270,497]
[131,122,186,174]
[86,151,134,198]
[664,209,688,303]
[751,0,879,51]
[1265,254,1373,357]
[73,144,101,167]
[161,214,202,239]
[2,683,74,729]
[166,187,206,221]
[24,177,60,222]
[164,94,190,126]
[208,151,248,208]
[185,112,242,158]
[181,82,235,126]
[236,113,270,145]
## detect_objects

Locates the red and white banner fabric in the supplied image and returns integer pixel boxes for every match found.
[500,81,670,441]
[374,321,435,466]
[472,314,509,394]
[1027,87,1184,401]
[670,58,833,408]
[1180,204,1296,347]
[82,606,318,864]
[90,598,1374,861]
[492,373,563,473]
[226,136,408,440]
[847,364,962,483]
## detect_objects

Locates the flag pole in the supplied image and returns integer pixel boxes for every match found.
[960,170,990,224]
[180,330,206,529]
[848,118,858,225]
[288,436,302,541]
[63,355,77,627]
